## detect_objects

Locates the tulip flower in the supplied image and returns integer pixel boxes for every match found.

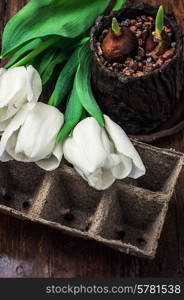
[0,102,64,171]
[63,115,146,190]
[0,65,42,131]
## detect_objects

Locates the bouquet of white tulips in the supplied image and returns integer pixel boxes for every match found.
[0,0,145,190]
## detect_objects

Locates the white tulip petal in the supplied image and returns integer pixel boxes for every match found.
[0,151,13,162]
[128,164,146,179]
[14,102,63,161]
[0,66,42,126]
[0,66,27,108]
[0,67,26,122]
[87,168,115,190]
[0,68,7,77]
[0,103,34,159]
[101,129,114,153]
[26,65,42,102]
[102,153,120,169]
[111,154,132,179]
[0,101,64,170]
[4,89,27,121]
[36,143,63,171]
[104,115,146,179]
[0,119,11,132]
[74,166,115,191]
[63,117,109,173]
[64,115,145,191]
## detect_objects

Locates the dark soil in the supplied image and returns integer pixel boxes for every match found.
[98,15,176,77]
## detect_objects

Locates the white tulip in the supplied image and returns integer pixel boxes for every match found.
[0,65,42,131]
[0,102,64,171]
[63,115,146,190]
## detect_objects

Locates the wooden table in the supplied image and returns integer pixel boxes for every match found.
[0,0,184,278]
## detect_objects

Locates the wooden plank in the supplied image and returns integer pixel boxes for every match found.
[4,0,28,23]
[0,0,183,278]
[0,0,6,51]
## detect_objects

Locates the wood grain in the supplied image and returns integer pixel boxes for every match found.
[0,0,184,278]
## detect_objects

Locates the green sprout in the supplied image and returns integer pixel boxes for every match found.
[112,17,121,36]
[155,5,164,39]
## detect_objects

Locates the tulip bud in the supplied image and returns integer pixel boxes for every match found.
[63,115,145,190]
[0,102,64,171]
[0,65,42,131]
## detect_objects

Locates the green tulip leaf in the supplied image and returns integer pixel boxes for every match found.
[41,50,69,85]
[2,0,111,58]
[56,82,84,143]
[10,36,62,68]
[56,40,104,143]
[49,37,90,107]
[35,47,58,75]
[113,0,126,11]
[5,38,42,68]
[75,41,105,126]
[49,47,80,106]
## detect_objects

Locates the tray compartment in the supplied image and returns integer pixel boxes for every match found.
[40,165,103,232]
[93,185,167,257]
[134,144,182,193]
[0,161,45,212]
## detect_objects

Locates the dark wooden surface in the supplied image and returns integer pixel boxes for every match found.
[0,0,184,278]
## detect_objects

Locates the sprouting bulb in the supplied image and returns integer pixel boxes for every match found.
[101,17,138,62]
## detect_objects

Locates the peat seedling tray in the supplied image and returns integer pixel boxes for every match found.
[0,140,183,259]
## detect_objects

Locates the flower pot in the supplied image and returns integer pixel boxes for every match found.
[90,3,184,135]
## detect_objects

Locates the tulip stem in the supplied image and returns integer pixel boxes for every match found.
[10,36,61,68]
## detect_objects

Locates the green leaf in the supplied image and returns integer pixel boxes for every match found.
[75,41,105,126]
[49,37,90,107]
[49,47,80,106]
[5,38,42,68]
[113,0,126,11]
[155,5,164,38]
[53,35,89,49]
[41,50,69,85]
[56,82,84,143]
[56,39,105,143]
[35,47,58,75]
[53,37,79,49]
[10,36,61,68]
[2,0,111,58]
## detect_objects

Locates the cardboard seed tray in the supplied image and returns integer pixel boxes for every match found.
[0,140,183,259]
